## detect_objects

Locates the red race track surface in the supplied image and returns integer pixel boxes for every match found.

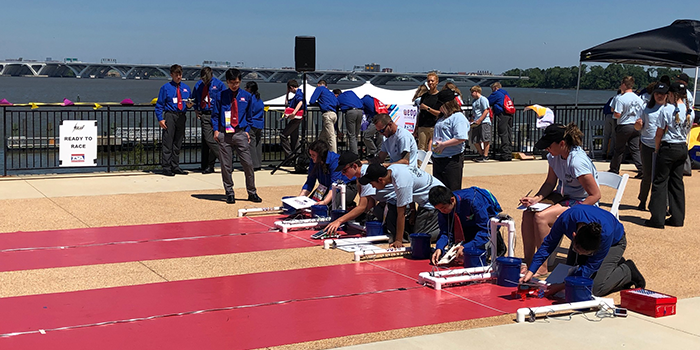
[0,215,322,271]
[0,259,553,349]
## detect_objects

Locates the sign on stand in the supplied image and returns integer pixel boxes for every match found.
[59,120,97,167]
[387,104,417,133]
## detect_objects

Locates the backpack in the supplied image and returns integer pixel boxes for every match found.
[503,94,516,115]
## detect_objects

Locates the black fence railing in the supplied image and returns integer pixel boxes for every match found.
[1,103,606,175]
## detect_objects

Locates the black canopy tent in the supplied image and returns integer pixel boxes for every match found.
[575,19,700,106]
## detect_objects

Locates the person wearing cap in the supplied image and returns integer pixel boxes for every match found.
[333,89,364,155]
[309,80,340,152]
[428,185,503,266]
[361,94,386,158]
[324,152,397,235]
[470,86,492,162]
[521,204,645,296]
[634,82,672,211]
[432,89,469,191]
[299,140,357,209]
[371,113,418,167]
[193,66,226,174]
[359,163,443,248]
[646,82,692,228]
[520,123,600,276]
[609,76,644,178]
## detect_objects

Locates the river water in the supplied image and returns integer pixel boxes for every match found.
[0,76,614,105]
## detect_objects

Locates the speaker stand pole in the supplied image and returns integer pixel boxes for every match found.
[270,72,308,175]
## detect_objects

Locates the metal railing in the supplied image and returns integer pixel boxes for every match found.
[1,103,606,175]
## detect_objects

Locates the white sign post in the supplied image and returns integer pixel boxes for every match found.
[59,120,98,167]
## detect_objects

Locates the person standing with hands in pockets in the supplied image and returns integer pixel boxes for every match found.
[155,64,193,177]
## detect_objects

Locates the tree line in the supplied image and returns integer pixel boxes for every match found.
[501,64,686,90]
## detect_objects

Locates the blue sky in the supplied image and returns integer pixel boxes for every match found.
[2,0,699,73]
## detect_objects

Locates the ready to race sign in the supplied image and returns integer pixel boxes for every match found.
[388,104,417,133]
[59,120,97,167]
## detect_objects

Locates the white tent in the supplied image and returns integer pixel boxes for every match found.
[264,81,417,107]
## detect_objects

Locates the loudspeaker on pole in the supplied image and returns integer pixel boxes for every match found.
[295,36,316,72]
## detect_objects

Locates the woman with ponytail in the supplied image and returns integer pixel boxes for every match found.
[520,123,601,276]
[646,82,692,228]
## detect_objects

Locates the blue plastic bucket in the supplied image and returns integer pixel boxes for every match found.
[409,233,431,260]
[565,276,594,303]
[281,196,295,214]
[496,257,522,287]
[331,209,347,221]
[463,247,487,268]
[311,204,329,218]
[365,221,383,236]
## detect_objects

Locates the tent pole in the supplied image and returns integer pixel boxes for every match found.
[575,62,582,108]
[694,67,698,109]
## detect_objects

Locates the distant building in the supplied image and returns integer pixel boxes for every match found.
[381,68,393,73]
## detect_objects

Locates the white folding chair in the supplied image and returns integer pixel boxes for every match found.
[418,150,432,171]
[597,172,629,219]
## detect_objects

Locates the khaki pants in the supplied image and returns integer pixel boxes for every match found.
[416,126,434,151]
[319,111,338,153]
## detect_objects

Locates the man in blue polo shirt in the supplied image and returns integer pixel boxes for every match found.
[521,205,645,296]
[333,89,364,155]
[361,94,384,158]
[309,80,339,152]
[371,113,418,167]
[193,66,226,174]
[155,64,193,177]
[211,68,262,204]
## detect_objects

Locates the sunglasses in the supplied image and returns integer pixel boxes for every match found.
[378,124,390,134]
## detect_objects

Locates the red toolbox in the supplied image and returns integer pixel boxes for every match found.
[620,288,677,318]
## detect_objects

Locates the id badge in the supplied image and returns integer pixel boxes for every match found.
[224,111,234,133]
[312,184,328,201]
[172,97,178,104]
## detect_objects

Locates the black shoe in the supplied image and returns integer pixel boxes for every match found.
[664,218,683,227]
[644,219,664,229]
[162,169,174,177]
[173,168,189,175]
[253,167,262,171]
[634,172,644,179]
[625,260,646,289]
[202,167,215,174]
[637,202,646,211]
[474,156,485,163]
[248,194,263,203]
[226,195,235,204]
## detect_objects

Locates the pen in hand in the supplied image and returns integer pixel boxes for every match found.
[519,189,533,206]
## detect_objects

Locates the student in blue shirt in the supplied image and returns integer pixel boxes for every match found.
[371,113,418,167]
[299,140,357,209]
[193,67,226,174]
[521,205,645,296]
[245,81,265,171]
[155,64,193,176]
[211,68,262,204]
[432,89,469,190]
[281,79,305,158]
[309,80,339,152]
[429,186,503,266]
[361,94,385,158]
[646,82,692,228]
[333,89,364,155]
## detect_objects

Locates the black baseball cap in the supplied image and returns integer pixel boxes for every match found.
[653,83,669,94]
[358,163,388,185]
[677,73,690,83]
[535,124,566,149]
[670,81,686,93]
[335,151,359,172]
[437,89,458,103]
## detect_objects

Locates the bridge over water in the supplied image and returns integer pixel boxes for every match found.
[0,61,526,86]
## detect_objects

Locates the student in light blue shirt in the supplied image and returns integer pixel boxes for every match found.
[519,123,601,276]
[647,82,692,228]
[372,113,418,167]
[432,89,469,190]
[359,164,443,248]
[609,76,644,176]
[470,86,491,162]
[634,82,671,210]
